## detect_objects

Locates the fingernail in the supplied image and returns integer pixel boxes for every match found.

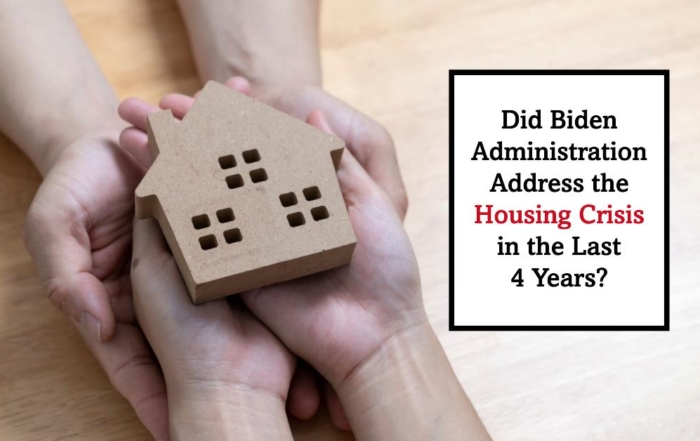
[81,311,102,342]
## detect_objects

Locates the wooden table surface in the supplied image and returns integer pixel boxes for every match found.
[1,0,698,439]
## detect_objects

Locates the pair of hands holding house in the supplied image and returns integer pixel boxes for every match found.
[121,77,423,438]
[4,1,489,438]
[24,76,428,439]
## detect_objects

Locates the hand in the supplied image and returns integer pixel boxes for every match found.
[241,113,425,386]
[131,217,295,440]
[22,131,170,439]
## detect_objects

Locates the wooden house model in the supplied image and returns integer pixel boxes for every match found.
[135,81,356,303]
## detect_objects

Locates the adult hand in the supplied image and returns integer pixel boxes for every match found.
[131,217,295,440]
[22,131,170,439]
[241,112,425,388]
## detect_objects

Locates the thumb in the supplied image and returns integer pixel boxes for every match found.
[130,217,190,325]
[131,217,170,265]
[131,218,217,343]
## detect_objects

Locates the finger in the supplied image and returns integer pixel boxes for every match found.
[131,217,169,261]
[130,218,194,333]
[60,273,115,341]
[100,274,136,324]
[131,218,232,347]
[336,114,408,219]
[79,322,169,441]
[111,290,136,323]
[159,94,195,120]
[319,104,407,218]
[119,127,153,169]
[224,76,252,95]
[287,360,321,420]
[325,382,351,431]
[24,204,116,342]
[159,77,251,120]
[118,98,159,132]
[306,111,385,208]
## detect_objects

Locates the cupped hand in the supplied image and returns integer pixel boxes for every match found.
[131,217,296,438]
[22,131,169,439]
[242,112,425,387]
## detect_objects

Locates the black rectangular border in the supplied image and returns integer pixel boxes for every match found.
[449,69,670,331]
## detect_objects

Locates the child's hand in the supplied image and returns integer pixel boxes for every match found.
[131,217,296,440]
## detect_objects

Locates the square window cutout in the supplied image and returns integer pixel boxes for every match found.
[303,186,321,201]
[218,155,236,169]
[192,214,210,230]
[287,212,305,227]
[311,206,329,221]
[226,174,244,189]
[199,234,218,250]
[250,168,268,183]
[279,192,298,207]
[217,208,235,223]
[224,228,242,244]
[242,149,261,163]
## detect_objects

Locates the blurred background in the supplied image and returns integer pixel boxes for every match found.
[0,0,698,439]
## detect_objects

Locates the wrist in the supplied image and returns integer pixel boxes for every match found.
[37,124,124,177]
[217,49,321,89]
[335,321,490,440]
[334,319,435,396]
[177,0,322,87]
[169,380,293,441]
[0,0,125,177]
[2,72,125,176]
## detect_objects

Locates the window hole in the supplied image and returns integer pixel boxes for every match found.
[279,192,298,207]
[226,174,244,189]
[217,208,234,223]
[192,214,210,230]
[224,228,242,244]
[303,186,321,201]
[218,155,236,169]
[242,149,261,163]
[287,212,305,227]
[311,206,330,221]
[199,234,218,250]
[250,168,268,183]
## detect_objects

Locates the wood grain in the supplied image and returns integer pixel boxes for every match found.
[0,0,697,439]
